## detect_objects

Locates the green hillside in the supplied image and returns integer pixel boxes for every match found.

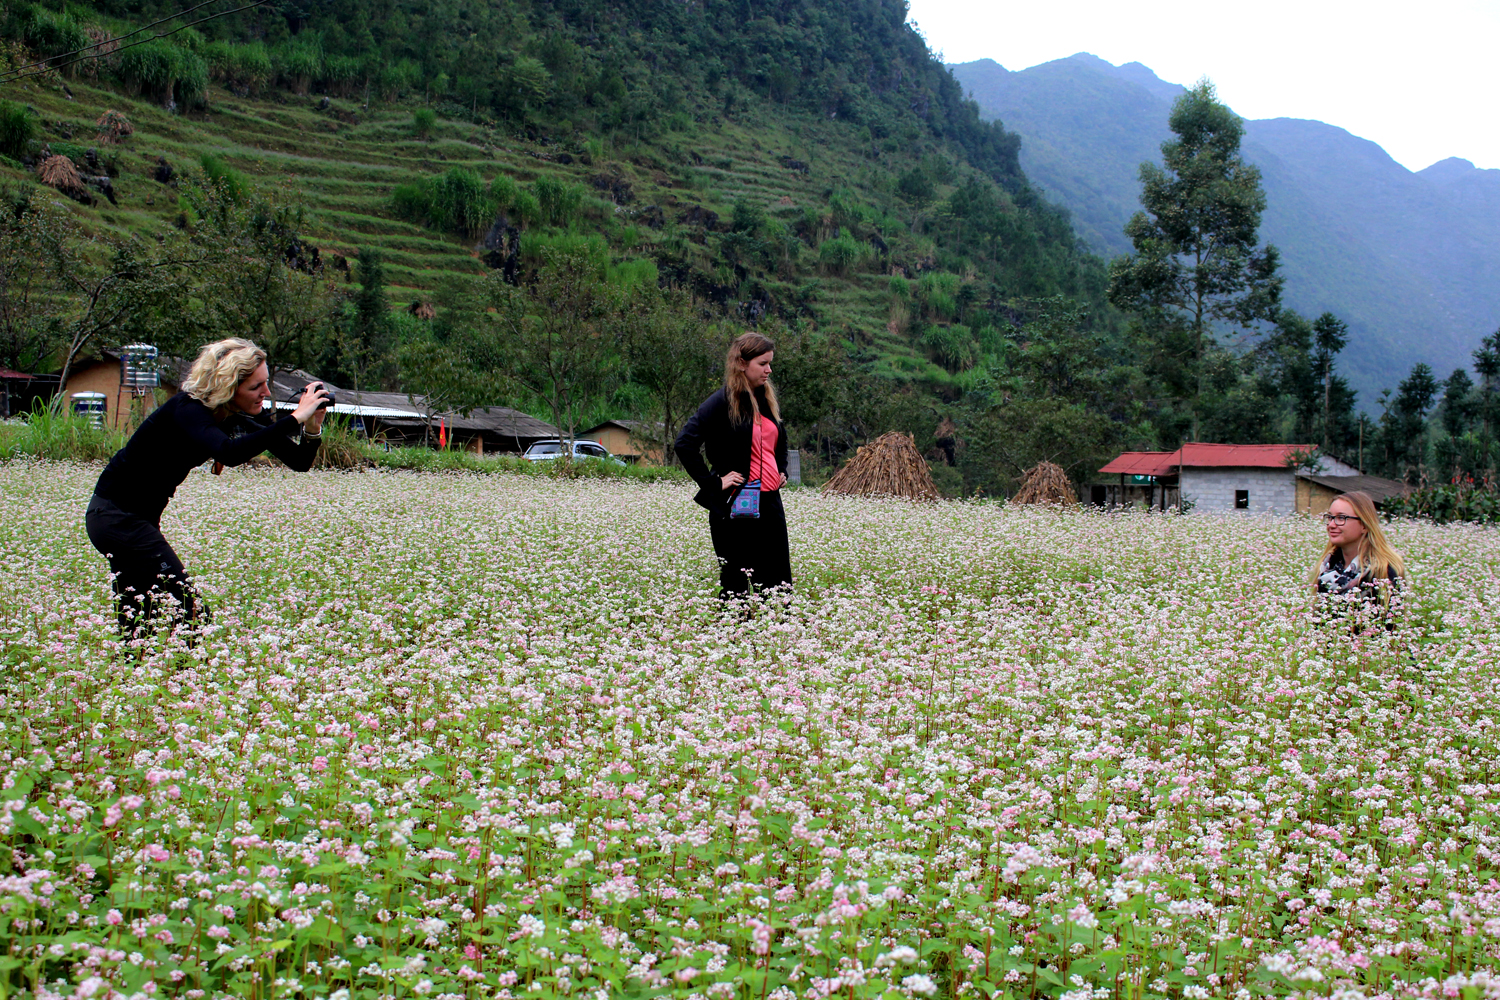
[1,0,1106,353]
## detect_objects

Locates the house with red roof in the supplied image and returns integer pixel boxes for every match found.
[1096,443,1363,513]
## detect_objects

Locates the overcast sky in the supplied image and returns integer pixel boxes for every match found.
[905,0,1499,173]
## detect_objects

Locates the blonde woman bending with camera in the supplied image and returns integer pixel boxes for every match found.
[1313,490,1406,629]
[85,338,330,640]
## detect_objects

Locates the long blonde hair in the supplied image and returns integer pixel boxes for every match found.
[1311,490,1406,596]
[181,338,267,416]
[724,332,780,426]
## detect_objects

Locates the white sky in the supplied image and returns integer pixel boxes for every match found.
[906,0,1500,173]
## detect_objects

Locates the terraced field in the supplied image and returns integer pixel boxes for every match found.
[2,71,931,355]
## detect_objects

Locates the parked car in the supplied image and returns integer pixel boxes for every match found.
[523,439,627,466]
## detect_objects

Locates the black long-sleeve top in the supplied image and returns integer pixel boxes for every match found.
[674,387,787,512]
[93,392,319,522]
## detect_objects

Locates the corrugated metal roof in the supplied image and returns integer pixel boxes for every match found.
[1100,442,1319,475]
[1098,451,1177,476]
[1298,473,1412,502]
[1176,443,1315,468]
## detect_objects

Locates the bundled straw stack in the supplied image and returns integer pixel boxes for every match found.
[1012,461,1078,504]
[37,155,83,197]
[95,110,134,144]
[821,431,940,501]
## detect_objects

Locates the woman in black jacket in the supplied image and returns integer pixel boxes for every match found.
[674,332,791,598]
[86,337,330,640]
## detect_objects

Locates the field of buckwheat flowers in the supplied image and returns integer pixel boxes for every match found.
[4,462,1500,1000]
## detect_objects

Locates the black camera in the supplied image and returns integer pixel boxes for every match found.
[287,381,336,411]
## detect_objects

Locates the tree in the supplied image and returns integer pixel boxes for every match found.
[896,167,934,228]
[0,194,69,374]
[958,298,1150,495]
[616,288,722,466]
[1377,363,1439,479]
[323,247,398,392]
[183,177,338,379]
[398,276,507,446]
[491,249,620,454]
[1311,312,1350,452]
[1474,330,1500,439]
[1107,81,1283,437]
[1440,368,1476,438]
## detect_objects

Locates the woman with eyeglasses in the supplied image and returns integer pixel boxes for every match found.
[1312,490,1405,627]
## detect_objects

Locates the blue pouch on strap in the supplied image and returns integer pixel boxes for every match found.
[729,479,762,519]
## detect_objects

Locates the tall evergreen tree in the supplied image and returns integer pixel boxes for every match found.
[1311,312,1350,453]
[1107,81,1283,439]
[324,246,398,393]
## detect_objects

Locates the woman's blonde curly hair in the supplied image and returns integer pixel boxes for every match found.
[181,338,267,414]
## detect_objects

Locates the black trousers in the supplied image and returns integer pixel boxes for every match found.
[708,489,792,598]
[85,495,209,639]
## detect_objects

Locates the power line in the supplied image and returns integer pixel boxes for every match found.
[2,0,238,81]
[0,0,271,86]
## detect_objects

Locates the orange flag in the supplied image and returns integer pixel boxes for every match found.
[439,418,447,449]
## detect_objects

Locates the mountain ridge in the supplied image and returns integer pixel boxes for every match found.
[950,53,1500,402]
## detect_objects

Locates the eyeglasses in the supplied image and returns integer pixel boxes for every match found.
[1321,513,1357,526]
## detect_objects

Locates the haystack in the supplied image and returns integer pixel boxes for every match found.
[821,431,940,501]
[407,300,436,319]
[37,155,82,195]
[95,109,133,144]
[1012,461,1077,505]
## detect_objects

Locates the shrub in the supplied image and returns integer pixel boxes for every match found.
[534,176,583,228]
[390,181,435,225]
[117,39,178,101]
[377,58,420,101]
[48,141,86,165]
[433,167,491,237]
[917,271,961,321]
[205,41,272,94]
[275,37,323,95]
[509,190,541,229]
[606,257,658,290]
[0,101,37,160]
[0,406,126,462]
[920,323,976,372]
[412,107,437,139]
[17,5,89,71]
[519,231,607,276]
[200,153,250,203]
[175,49,209,110]
[322,54,363,96]
[817,229,864,275]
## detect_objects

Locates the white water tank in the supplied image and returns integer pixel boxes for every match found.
[71,391,107,427]
[119,344,159,394]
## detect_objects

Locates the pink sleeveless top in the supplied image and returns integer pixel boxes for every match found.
[749,413,779,491]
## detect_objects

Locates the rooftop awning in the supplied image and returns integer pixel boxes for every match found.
[272,401,422,419]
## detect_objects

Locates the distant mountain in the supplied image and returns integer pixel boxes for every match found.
[950,54,1500,402]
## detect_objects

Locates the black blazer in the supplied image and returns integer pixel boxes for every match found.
[674,387,788,511]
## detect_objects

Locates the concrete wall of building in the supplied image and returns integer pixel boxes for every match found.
[1180,467,1296,513]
